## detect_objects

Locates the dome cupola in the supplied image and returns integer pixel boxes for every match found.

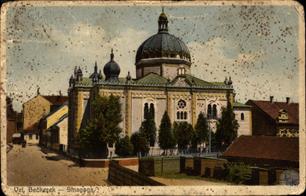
[158,8,168,33]
[135,9,192,79]
[103,49,120,81]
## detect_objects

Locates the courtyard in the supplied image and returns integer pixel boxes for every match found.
[7,145,110,186]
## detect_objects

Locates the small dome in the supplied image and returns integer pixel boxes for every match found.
[103,49,120,80]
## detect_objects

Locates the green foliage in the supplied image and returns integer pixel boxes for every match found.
[215,98,239,151]
[194,112,209,146]
[139,119,157,146]
[223,162,252,184]
[115,136,134,157]
[158,111,176,150]
[131,132,149,156]
[78,94,122,156]
[173,122,194,150]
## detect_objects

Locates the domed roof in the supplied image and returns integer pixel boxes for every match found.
[103,49,120,80]
[135,11,191,65]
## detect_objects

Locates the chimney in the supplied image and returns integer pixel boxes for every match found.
[59,90,62,96]
[270,96,274,103]
[286,97,290,104]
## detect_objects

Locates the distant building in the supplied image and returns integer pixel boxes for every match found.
[7,97,17,144]
[22,90,68,144]
[246,97,298,137]
[39,103,68,152]
[222,135,299,185]
[233,102,252,136]
[67,11,251,154]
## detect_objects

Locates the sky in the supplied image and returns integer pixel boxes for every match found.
[3,3,301,112]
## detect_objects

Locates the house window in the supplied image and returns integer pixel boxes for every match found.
[184,111,187,120]
[207,104,212,119]
[213,104,217,118]
[144,102,155,120]
[29,133,32,140]
[241,113,244,121]
[207,104,217,119]
[177,68,186,76]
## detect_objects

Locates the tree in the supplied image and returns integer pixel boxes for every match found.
[173,122,194,151]
[78,94,122,157]
[194,112,209,146]
[139,119,157,146]
[215,95,239,151]
[158,111,176,153]
[115,136,133,157]
[131,132,149,157]
[140,102,157,146]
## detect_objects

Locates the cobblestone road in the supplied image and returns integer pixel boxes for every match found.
[7,145,110,186]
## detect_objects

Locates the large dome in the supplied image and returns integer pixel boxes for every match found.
[135,11,191,65]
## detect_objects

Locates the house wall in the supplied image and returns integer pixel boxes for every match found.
[23,95,51,132]
[69,85,235,150]
[234,108,252,136]
[247,103,277,136]
[58,117,68,147]
[7,119,17,144]
[162,64,191,80]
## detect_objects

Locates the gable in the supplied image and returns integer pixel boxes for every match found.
[171,77,190,87]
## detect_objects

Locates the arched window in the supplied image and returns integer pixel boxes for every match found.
[213,104,217,119]
[144,103,149,119]
[207,104,212,119]
[241,113,244,121]
[150,103,155,120]
[176,99,188,121]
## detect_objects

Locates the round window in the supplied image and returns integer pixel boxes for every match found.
[178,100,186,109]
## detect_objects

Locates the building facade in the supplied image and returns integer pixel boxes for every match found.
[67,11,251,152]
[246,97,298,137]
[22,91,68,144]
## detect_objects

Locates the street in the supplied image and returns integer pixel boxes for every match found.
[7,144,110,186]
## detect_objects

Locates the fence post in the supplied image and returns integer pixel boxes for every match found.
[161,157,164,176]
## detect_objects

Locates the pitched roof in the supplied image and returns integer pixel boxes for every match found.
[136,72,168,85]
[233,102,252,108]
[74,73,232,90]
[222,135,299,163]
[246,100,299,125]
[42,95,68,105]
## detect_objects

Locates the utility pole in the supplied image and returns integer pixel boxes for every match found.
[208,122,212,154]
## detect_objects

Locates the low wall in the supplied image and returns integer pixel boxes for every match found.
[80,157,139,168]
[139,157,180,176]
[108,161,164,186]
[196,157,228,177]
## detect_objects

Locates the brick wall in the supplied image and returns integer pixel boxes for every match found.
[108,161,164,186]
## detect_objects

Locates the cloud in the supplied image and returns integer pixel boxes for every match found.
[187,37,297,103]
[7,22,149,111]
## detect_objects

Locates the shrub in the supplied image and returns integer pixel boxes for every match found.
[115,136,134,157]
[131,132,149,156]
[223,162,252,184]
